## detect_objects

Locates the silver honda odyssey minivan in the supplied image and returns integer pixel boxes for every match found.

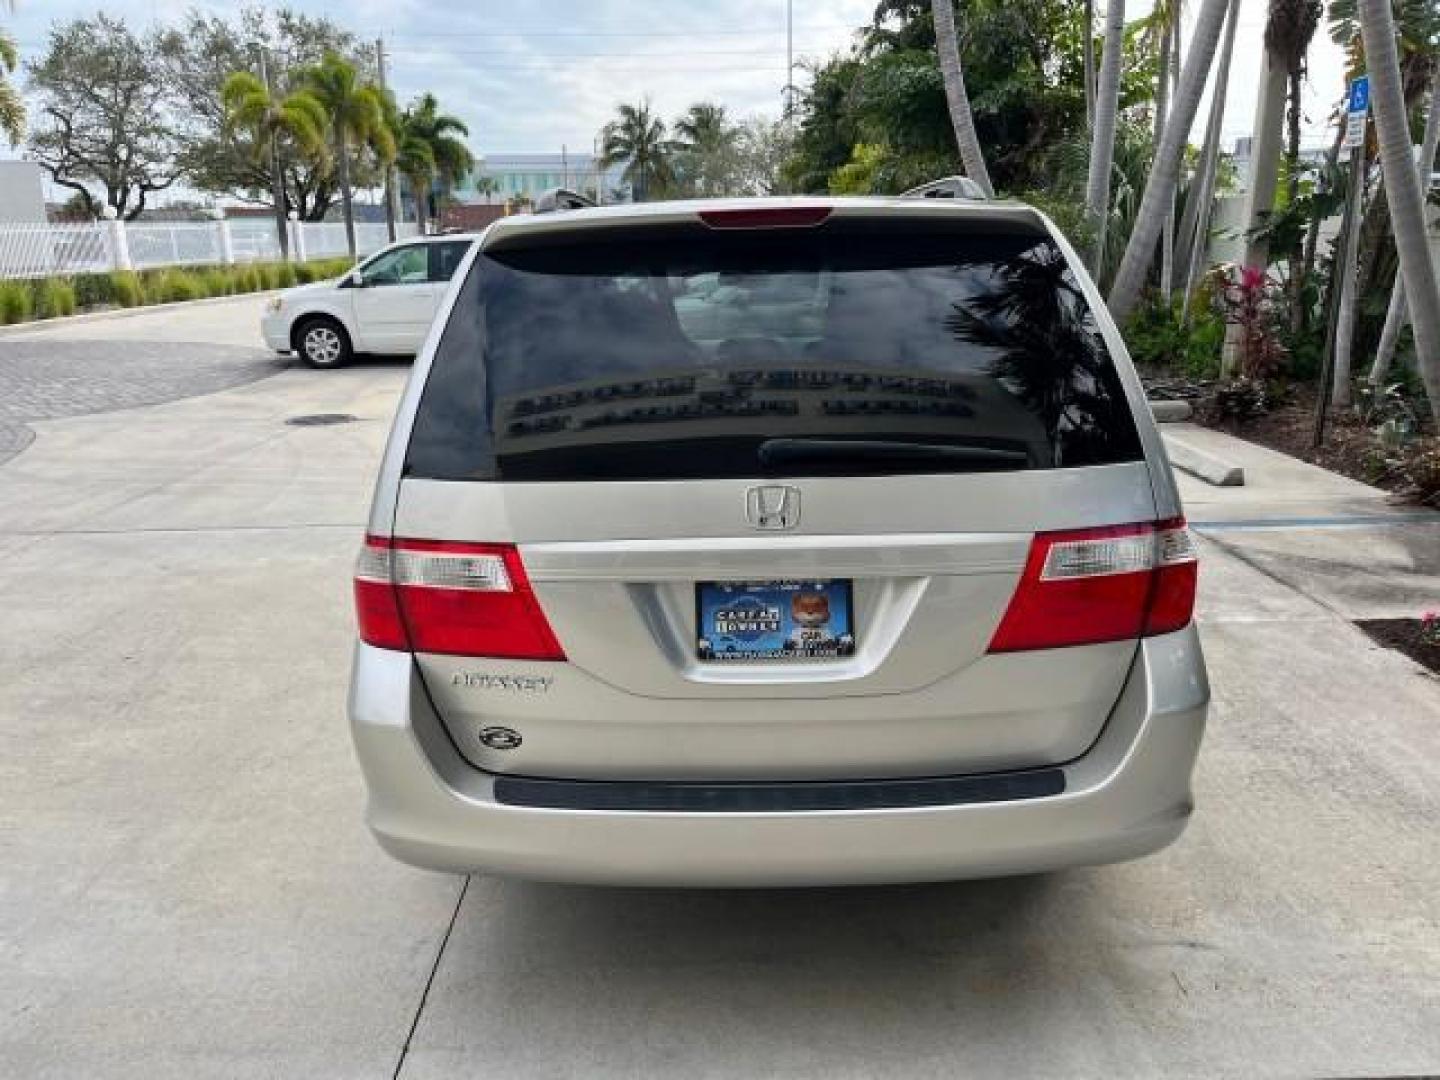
[348,194,1209,886]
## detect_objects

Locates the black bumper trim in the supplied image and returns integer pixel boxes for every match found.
[493,767,1066,813]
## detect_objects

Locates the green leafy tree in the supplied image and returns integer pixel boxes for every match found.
[782,1,1152,197]
[157,7,370,221]
[0,23,21,146]
[673,102,741,195]
[303,51,394,258]
[600,100,678,201]
[221,71,328,258]
[397,92,473,229]
[26,15,180,218]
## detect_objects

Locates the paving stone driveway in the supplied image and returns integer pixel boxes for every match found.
[0,336,286,464]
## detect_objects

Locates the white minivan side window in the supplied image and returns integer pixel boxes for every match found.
[361,245,429,286]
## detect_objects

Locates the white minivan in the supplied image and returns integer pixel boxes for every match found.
[261,234,477,367]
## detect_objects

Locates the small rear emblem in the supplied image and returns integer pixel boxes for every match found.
[479,726,522,751]
[745,485,800,530]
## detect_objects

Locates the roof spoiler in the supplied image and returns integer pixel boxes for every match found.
[533,187,597,214]
[899,176,989,201]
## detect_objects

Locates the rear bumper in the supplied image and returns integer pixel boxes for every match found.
[347,628,1208,886]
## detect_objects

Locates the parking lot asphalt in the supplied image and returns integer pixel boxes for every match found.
[2,297,1438,1078]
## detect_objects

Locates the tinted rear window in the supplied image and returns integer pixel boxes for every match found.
[405,219,1143,481]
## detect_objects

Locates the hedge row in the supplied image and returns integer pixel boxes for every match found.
[0,257,355,326]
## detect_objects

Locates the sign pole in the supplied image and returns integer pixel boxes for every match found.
[1314,76,1369,449]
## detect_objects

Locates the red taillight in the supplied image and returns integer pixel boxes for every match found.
[697,206,832,229]
[987,519,1197,653]
[354,536,565,660]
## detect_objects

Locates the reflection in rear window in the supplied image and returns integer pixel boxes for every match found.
[405,222,1143,481]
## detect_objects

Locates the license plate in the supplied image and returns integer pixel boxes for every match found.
[696,579,856,662]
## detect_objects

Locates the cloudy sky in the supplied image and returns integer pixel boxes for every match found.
[4,0,1350,177]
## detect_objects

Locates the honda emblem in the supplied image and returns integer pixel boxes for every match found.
[745,485,800,530]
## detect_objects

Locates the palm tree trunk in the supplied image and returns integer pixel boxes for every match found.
[1240,47,1288,271]
[1295,103,1347,339]
[271,135,290,261]
[1083,0,1096,129]
[931,0,995,197]
[1370,66,1440,389]
[1160,20,1183,297]
[1331,155,1366,408]
[1108,0,1231,322]
[410,175,428,235]
[1085,0,1126,274]
[1178,0,1241,315]
[1359,0,1440,422]
[338,132,357,260]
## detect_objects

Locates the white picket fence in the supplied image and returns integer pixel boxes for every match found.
[0,217,418,280]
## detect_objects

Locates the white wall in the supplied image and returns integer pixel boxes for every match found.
[0,162,46,224]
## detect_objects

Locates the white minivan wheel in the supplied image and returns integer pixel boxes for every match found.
[296,318,352,369]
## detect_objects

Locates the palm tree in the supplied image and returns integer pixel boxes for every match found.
[1108,0,1232,322]
[1085,0,1126,272]
[930,0,994,196]
[0,24,21,147]
[674,102,739,195]
[1370,65,1440,389]
[222,71,328,261]
[394,125,436,235]
[1177,0,1242,312]
[1238,0,1320,279]
[599,101,677,202]
[400,93,472,229]
[303,52,394,260]
[1357,0,1440,422]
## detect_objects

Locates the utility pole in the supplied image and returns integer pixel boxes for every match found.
[256,44,290,261]
[785,0,794,121]
[376,37,400,241]
[593,133,604,205]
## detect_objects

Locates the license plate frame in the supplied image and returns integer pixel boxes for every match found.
[695,579,857,662]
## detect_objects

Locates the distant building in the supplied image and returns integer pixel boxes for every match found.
[454,152,628,204]
[0,162,47,223]
[1229,136,1331,191]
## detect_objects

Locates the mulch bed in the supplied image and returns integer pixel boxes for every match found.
[1193,382,1434,504]
[1355,619,1440,676]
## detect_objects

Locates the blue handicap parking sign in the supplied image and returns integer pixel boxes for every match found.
[1348,76,1370,114]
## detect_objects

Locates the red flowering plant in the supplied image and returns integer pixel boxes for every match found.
[1220,264,1288,380]
[1422,611,1440,648]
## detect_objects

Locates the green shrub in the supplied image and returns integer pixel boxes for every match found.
[201,267,233,297]
[275,262,298,288]
[0,280,33,324]
[110,270,144,308]
[71,272,116,309]
[235,265,263,293]
[150,269,205,303]
[1125,294,1226,380]
[307,257,352,281]
[32,277,77,319]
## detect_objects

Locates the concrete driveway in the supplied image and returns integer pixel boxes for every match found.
[2,297,1438,1078]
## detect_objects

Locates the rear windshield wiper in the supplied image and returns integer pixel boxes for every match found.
[756,438,1030,470]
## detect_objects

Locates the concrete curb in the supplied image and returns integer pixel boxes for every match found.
[0,290,282,338]
[1164,432,1246,486]
[1149,399,1194,423]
